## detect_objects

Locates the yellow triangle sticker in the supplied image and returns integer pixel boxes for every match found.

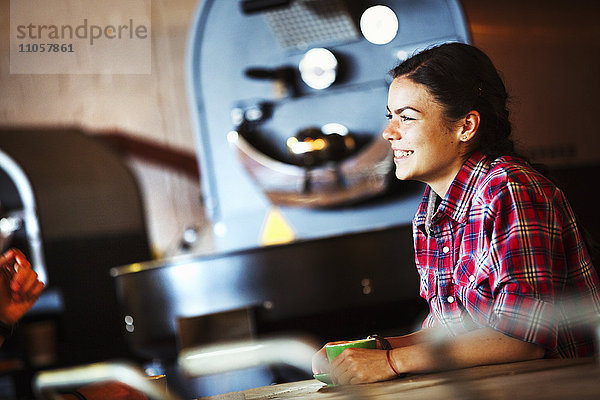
[260,207,295,246]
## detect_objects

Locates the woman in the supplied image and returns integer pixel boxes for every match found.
[312,42,600,385]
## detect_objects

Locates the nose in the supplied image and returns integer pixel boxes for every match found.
[382,120,398,141]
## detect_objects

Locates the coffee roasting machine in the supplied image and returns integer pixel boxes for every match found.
[189,0,469,251]
[0,128,151,379]
[110,0,470,397]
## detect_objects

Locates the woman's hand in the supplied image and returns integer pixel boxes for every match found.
[312,341,350,374]
[0,248,45,325]
[329,348,396,385]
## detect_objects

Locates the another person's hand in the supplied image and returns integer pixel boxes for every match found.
[74,382,148,400]
[329,347,395,385]
[0,248,45,325]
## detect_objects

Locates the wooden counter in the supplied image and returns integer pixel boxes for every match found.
[198,358,599,400]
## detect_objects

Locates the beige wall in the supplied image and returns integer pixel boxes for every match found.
[0,0,214,257]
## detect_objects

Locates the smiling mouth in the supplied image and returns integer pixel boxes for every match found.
[394,150,414,159]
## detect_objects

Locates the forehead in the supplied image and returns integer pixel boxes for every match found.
[387,76,436,109]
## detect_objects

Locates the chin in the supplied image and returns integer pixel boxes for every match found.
[394,169,412,181]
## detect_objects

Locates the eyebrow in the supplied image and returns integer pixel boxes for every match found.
[386,106,422,114]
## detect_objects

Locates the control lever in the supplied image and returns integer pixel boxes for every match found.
[240,0,291,14]
[244,66,299,98]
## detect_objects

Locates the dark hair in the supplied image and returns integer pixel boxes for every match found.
[390,42,514,160]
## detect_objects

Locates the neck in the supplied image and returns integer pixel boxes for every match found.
[428,175,455,199]
[427,153,470,197]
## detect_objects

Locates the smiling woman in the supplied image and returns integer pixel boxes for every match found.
[383,76,475,197]
[312,42,600,385]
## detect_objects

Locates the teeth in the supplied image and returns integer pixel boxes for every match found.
[394,150,414,158]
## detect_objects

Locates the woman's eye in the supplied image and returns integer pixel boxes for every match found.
[386,113,415,122]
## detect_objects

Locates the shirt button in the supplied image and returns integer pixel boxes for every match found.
[442,246,450,254]
[469,275,476,283]
[446,296,455,304]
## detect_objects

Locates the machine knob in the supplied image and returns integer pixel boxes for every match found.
[298,48,338,90]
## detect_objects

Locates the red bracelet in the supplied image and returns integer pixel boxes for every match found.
[386,349,403,377]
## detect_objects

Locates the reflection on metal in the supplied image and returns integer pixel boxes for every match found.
[33,361,180,400]
[0,210,23,252]
[286,126,355,164]
[321,122,349,136]
[360,5,399,45]
[179,336,318,376]
[230,130,392,207]
[287,136,327,155]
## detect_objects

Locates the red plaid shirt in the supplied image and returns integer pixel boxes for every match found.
[414,151,600,357]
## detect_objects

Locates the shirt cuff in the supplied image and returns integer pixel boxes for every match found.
[489,292,557,351]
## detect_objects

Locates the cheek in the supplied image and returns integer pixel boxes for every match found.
[410,131,432,151]
[427,124,456,146]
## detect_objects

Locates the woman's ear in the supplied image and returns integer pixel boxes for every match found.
[458,110,480,142]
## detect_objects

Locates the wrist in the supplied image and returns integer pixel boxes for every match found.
[386,349,407,378]
[368,334,392,350]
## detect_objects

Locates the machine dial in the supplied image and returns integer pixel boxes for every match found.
[298,48,338,90]
[360,5,399,45]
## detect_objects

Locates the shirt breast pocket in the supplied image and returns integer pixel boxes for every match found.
[416,264,436,302]
[453,253,493,301]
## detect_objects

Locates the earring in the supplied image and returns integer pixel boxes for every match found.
[461,135,468,141]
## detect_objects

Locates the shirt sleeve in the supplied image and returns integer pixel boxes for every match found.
[482,180,561,351]
[422,311,436,329]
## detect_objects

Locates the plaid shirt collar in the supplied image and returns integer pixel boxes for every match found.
[415,151,491,233]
